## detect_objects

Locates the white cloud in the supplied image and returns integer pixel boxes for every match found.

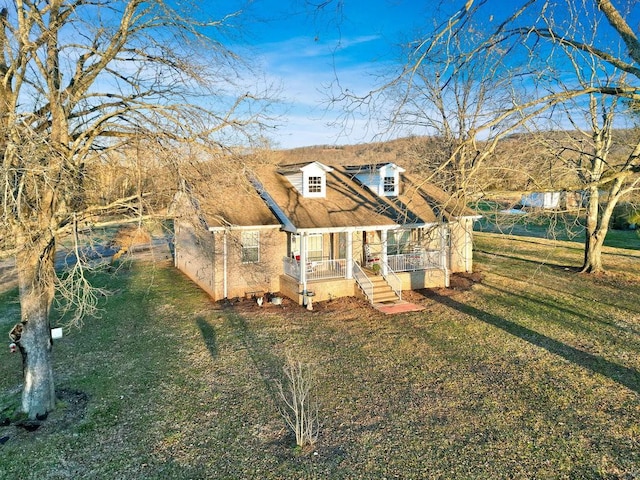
[231,26,402,148]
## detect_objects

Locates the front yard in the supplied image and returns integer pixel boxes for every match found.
[1,233,639,478]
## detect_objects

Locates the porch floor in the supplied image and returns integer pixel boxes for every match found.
[373,300,425,315]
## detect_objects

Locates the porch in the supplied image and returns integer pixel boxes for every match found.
[280,226,449,305]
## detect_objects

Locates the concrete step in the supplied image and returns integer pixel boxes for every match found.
[359,271,400,304]
[374,292,399,303]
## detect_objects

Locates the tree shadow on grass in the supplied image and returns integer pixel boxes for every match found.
[224,314,296,448]
[429,291,640,394]
[196,317,218,359]
[476,249,581,272]
[225,313,284,400]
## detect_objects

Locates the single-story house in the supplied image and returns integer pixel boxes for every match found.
[172,160,480,306]
[520,191,584,210]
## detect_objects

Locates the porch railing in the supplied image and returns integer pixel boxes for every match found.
[380,260,402,301]
[353,261,373,304]
[387,249,442,272]
[283,256,300,279]
[283,256,347,281]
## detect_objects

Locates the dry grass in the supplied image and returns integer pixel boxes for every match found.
[1,233,640,478]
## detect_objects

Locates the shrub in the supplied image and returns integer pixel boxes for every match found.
[611,203,640,230]
[275,355,319,448]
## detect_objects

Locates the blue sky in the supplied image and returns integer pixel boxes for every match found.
[216,0,640,149]
[237,0,429,149]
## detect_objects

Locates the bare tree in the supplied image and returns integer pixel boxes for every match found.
[532,92,640,272]
[275,355,319,448]
[508,0,640,272]
[326,0,640,273]
[380,28,525,199]
[1,0,272,419]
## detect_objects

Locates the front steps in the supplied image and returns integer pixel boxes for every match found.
[361,270,400,304]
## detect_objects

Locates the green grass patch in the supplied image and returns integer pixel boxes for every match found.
[1,241,640,478]
[474,208,640,251]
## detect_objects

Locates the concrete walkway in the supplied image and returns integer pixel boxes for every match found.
[373,301,425,315]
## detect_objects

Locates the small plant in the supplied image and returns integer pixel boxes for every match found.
[371,263,381,275]
[275,355,319,448]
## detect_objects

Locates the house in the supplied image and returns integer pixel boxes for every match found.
[520,191,584,210]
[172,161,480,306]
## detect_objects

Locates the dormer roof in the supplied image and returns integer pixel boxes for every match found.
[175,160,476,233]
[277,161,333,198]
[345,162,405,197]
[343,162,406,174]
[277,161,333,175]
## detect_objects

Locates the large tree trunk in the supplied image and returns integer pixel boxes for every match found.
[582,229,605,273]
[582,186,604,273]
[16,237,57,419]
[581,182,623,274]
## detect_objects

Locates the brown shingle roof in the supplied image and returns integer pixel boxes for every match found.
[196,177,281,229]
[183,161,475,230]
[250,164,476,230]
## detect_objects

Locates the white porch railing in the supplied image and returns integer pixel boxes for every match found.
[353,261,373,304]
[283,257,347,281]
[283,256,301,279]
[387,249,441,272]
[380,260,402,301]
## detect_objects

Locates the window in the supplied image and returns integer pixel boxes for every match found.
[308,176,322,193]
[383,176,395,193]
[387,230,411,255]
[307,234,323,261]
[241,231,260,263]
[290,233,324,261]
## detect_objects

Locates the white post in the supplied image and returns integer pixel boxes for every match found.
[300,233,307,304]
[346,230,353,279]
[380,230,388,276]
[441,224,450,287]
[222,231,228,299]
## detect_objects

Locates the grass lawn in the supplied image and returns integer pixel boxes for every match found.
[1,233,640,479]
[473,205,640,251]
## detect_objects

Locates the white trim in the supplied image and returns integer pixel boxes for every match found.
[247,174,297,232]
[208,224,280,232]
[222,231,228,299]
[294,222,441,235]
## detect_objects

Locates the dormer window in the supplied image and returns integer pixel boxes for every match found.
[346,163,405,197]
[383,176,395,193]
[278,161,333,198]
[308,176,322,193]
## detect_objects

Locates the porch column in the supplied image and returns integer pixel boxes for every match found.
[300,232,307,285]
[440,224,450,287]
[346,231,353,279]
[380,230,388,276]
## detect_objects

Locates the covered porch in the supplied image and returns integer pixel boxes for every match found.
[280,225,449,304]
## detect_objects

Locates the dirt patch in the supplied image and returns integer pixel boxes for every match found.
[402,271,484,302]
[0,389,89,446]
[212,273,484,320]
[449,271,484,290]
[214,293,379,321]
[312,295,372,313]
[215,294,298,313]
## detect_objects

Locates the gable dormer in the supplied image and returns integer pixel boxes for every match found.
[278,161,333,198]
[346,163,406,197]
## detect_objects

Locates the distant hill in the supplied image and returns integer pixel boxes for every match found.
[268,129,640,199]
[273,137,425,168]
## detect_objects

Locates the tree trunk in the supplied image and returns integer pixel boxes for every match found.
[582,229,605,273]
[581,186,611,274]
[16,239,57,419]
